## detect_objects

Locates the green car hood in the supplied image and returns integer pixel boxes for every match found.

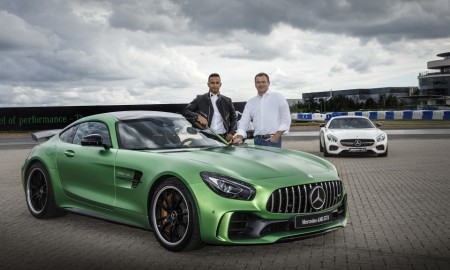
[165,145,334,180]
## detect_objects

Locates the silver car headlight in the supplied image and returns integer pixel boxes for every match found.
[327,134,338,142]
[377,133,386,142]
[200,172,256,200]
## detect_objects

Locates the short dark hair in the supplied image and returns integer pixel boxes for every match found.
[254,72,270,83]
[208,73,221,81]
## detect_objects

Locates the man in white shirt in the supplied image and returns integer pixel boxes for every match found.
[233,72,291,147]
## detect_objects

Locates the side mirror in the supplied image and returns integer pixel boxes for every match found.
[319,123,326,128]
[81,134,110,150]
[376,122,382,127]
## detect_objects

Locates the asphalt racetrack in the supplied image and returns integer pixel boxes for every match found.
[1,134,449,269]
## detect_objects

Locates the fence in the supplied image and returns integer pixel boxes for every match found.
[291,110,450,122]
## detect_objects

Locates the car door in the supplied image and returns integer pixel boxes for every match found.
[57,121,117,210]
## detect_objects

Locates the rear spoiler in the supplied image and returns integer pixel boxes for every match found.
[31,129,61,142]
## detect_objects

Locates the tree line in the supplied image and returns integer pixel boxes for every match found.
[293,94,408,113]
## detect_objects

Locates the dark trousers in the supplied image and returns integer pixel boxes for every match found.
[254,136,282,148]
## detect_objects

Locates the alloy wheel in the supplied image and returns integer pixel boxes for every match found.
[153,186,189,245]
[27,168,48,214]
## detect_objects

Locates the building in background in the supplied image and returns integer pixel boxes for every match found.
[302,87,415,106]
[300,52,450,111]
[417,52,450,109]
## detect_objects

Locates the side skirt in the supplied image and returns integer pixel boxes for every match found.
[64,207,152,231]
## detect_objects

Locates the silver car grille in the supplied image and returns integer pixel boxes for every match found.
[340,139,374,146]
[266,180,343,213]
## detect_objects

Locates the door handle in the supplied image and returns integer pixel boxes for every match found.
[64,150,75,157]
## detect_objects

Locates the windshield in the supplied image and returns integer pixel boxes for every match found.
[117,117,223,150]
[328,118,375,129]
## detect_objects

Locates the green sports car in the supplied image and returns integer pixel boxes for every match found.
[21,111,347,252]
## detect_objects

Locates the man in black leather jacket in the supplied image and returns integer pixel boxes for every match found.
[182,73,237,142]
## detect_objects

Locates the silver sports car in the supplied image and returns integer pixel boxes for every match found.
[319,116,388,157]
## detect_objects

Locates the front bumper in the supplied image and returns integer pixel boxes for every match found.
[327,141,387,155]
[203,193,348,245]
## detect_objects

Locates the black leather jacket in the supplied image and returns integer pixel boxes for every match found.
[182,92,237,134]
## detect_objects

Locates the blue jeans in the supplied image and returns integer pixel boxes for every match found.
[254,136,282,148]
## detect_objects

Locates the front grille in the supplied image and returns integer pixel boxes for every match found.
[266,181,343,213]
[340,139,374,146]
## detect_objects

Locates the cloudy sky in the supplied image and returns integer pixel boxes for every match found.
[1,0,449,107]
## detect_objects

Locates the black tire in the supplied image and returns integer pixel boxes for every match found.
[25,163,66,219]
[319,136,324,152]
[323,144,331,157]
[150,178,204,252]
[379,146,388,157]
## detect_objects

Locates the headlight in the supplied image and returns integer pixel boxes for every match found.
[327,134,338,142]
[200,172,256,200]
[377,133,386,142]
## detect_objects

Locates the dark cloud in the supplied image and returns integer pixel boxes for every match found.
[0,11,51,51]
[108,1,187,33]
[179,0,450,42]
[0,0,448,106]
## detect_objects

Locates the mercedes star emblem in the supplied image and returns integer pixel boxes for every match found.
[354,139,362,147]
[309,186,326,210]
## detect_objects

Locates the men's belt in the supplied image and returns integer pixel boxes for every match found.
[254,134,274,139]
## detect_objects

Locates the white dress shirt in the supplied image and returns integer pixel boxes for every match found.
[236,91,291,137]
[209,94,226,134]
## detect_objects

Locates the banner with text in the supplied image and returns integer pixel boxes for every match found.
[0,103,246,131]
